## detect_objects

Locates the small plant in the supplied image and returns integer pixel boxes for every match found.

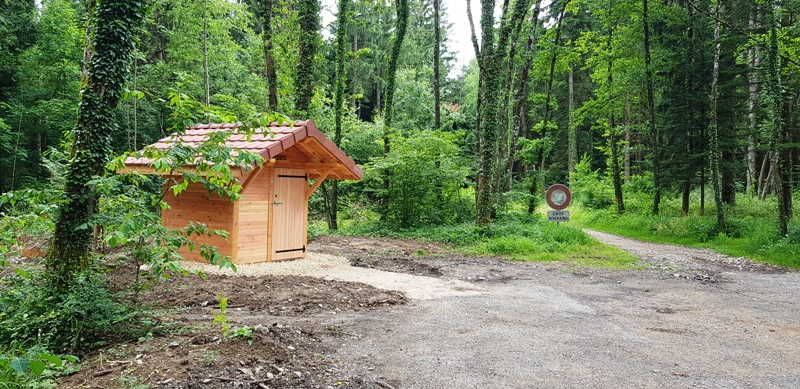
[0,345,79,389]
[203,350,218,366]
[118,375,148,389]
[211,292,232,335]
[227,326,254,345]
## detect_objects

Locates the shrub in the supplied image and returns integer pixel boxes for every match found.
[570,156,613,209]
[0,270,134,352]
[364,130,473,228]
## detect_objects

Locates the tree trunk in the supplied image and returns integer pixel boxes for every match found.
[709,0,726,234]
[624,98,631,183]
[746,10,759,195]
[48,0,144,288]
[643,0,661,215]
[764,0,787,235]
[295,0,319,116]
[568,63,576,182]
[607,22,624,214]
[474,0,507,226]
[433,0,441,131]
[513,0,542,215]
[255,0,278,111]
[540,0,570,173]
[203,0,210,107]
[496,0,531,193]
[381,0,409,219]
[327,0,351,230]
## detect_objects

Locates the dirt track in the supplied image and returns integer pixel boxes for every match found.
[309,233,800,388]
[61,233,800,388]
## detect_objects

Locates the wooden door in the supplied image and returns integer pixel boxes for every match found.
[271,168,307,261]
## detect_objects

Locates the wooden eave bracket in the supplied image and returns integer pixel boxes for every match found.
[306,169,331,199]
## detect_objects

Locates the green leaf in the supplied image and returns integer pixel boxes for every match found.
[37,353,63,368]
[63,355,79,363]
[10,357,29,373]
[30,360,46,375]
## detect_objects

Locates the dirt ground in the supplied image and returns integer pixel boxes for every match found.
[57,232,800,388]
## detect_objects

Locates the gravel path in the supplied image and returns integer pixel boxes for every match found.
[584,229,788,277]
[306,233,800,388]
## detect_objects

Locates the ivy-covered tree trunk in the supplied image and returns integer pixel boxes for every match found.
[567,63,576,180]
[380,0,408,219]
[475,0,500,226]
[295,0,319,116]
[643,0,661,215]
[253,0,278,111]
[432,0,441,131]
[540,0,569,174]
[496,0,530,194]
[515,0,542,215]
[763,0,788,235]
[608,24,624,214]
[709,0,725,234]
[203,0,210,107]
[326,0,351,230]
[746,9,759,195]
[48,0,144,286]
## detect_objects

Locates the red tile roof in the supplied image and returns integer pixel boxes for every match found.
[122,120,363,180]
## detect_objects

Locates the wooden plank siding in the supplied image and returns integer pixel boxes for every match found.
[236,167,271,263]
[162,182,235,263]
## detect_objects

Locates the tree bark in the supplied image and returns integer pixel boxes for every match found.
[764,0,788,235]
[327,0,351,230]
[254,0,278,111]
[49,0,144,288]
[433,0,441,131]
[643,0,661,215]
[381,0,409,219]
[568,63,576,181]
[607,19,624,214]
[709,0,726,234]
[540,0,570,173]
[203,0,210,107]
[746,10,759,195]
[295,0,320,116]
[512,0,542,209]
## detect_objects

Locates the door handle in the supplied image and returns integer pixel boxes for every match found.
[272,201,283,206]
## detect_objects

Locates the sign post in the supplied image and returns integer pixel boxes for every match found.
[545,184,572,225]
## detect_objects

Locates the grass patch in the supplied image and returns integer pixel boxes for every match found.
[330,212,640,269]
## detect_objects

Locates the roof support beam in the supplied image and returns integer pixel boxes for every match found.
[306,169,331,199]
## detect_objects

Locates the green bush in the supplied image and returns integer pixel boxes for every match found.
[365,130,474,228]
[570,156,613,209]
[0,270,134,352]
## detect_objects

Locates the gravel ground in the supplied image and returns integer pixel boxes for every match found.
[180,252,483,300]
[300,232,800,388]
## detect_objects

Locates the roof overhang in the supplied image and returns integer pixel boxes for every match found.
[119,120,363,181]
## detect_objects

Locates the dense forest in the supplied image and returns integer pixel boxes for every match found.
[1,0,798,235]
[0,0,799,379]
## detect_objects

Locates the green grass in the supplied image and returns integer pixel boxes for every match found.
[327,212,640,270]
[570,196,800,269]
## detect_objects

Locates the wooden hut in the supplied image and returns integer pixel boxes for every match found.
[120,120,363,263]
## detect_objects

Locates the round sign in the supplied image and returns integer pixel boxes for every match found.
[546,184,572,210]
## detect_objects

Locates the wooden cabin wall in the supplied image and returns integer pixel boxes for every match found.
[236,167,272,263]
[162,181,234,262]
